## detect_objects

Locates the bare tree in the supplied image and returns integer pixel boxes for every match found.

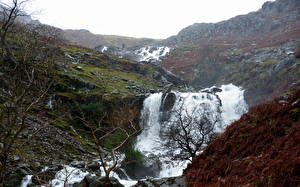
[161,97,219,162]
[77,105,141,186]
[0,0,29,60]
[0,0,58,186]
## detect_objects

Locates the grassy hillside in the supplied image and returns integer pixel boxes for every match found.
[0,22,167,186]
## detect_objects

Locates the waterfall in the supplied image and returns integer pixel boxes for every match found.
[135,84,248,178]
[20,84,247,187]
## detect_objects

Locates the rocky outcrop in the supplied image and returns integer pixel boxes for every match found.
[161,0,300,106]
[134,176,186,187]
[122,154,162,180]
[73,175,124,187]
[162,0,300,46]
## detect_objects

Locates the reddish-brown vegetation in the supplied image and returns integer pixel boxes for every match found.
[161,25,300,80]
[184,88,300,187]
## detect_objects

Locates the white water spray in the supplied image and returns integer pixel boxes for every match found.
[135,84,248,178]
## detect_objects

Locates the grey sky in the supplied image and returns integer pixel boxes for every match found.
[2,0,275,39]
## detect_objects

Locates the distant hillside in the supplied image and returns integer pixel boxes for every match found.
[62,29,159,49]
[161,0,300,106]
[184,87,300,186]
[51,0,300,106]
[162,0,300,46]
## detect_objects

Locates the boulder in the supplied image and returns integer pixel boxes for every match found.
[86,161,100,171]
[161,92,176,112]
[134,176,186,187]
[122,154,162,180]
[70,160,85,168]
[74,66,83,71]
[163,84,173,94]
[149,89,156,94]
[73,175,124,187]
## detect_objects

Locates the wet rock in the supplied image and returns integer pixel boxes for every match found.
[163,84,173,94]
[13,155,21,161]
[73,175,124,187]
[115,168,129,180]
[74,66,83,71]
[123,154,162,180]
[86,161,100,171]
[70,160,85,168]
[211,87,222,93]
[134,176,186,187]
[149,89,156,94]
[161,92,176,112]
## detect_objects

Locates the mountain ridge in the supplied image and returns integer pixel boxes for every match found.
[160,0,300,106]
[62,29,160,49]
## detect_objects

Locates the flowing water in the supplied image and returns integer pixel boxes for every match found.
[135,84,248,178]
[20,84,248,187]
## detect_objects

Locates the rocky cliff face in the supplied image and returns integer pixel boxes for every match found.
[161,0,300,106]
[162,0,300,46]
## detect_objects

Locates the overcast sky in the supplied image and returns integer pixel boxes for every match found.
[2,0,275,39]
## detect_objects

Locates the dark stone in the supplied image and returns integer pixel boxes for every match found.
[86,161,100,171]
[83,52,92,57]
[122,154,162,180]
[211,87,222,93]
[5,173,25,187]
[149,89,156,94]
[70,161,85,168]
[161,92,176,112]
[163,84,173,94]
[134,176,186,187]
[73,175,124,187]
[115,168,129,180]
[120,78,129,82]
[74,66,83,71]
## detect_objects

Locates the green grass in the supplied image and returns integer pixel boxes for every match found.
[258,59,278,67]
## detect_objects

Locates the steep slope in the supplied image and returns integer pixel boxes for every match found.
[161,0,300,106]
[184,88,300,187]
[0,22,174,186]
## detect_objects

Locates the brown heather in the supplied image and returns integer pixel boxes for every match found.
[184,88,300,187]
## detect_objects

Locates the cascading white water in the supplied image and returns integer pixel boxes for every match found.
[20,84,247,187]
[135,84,248,178]
[136,93,163,154]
